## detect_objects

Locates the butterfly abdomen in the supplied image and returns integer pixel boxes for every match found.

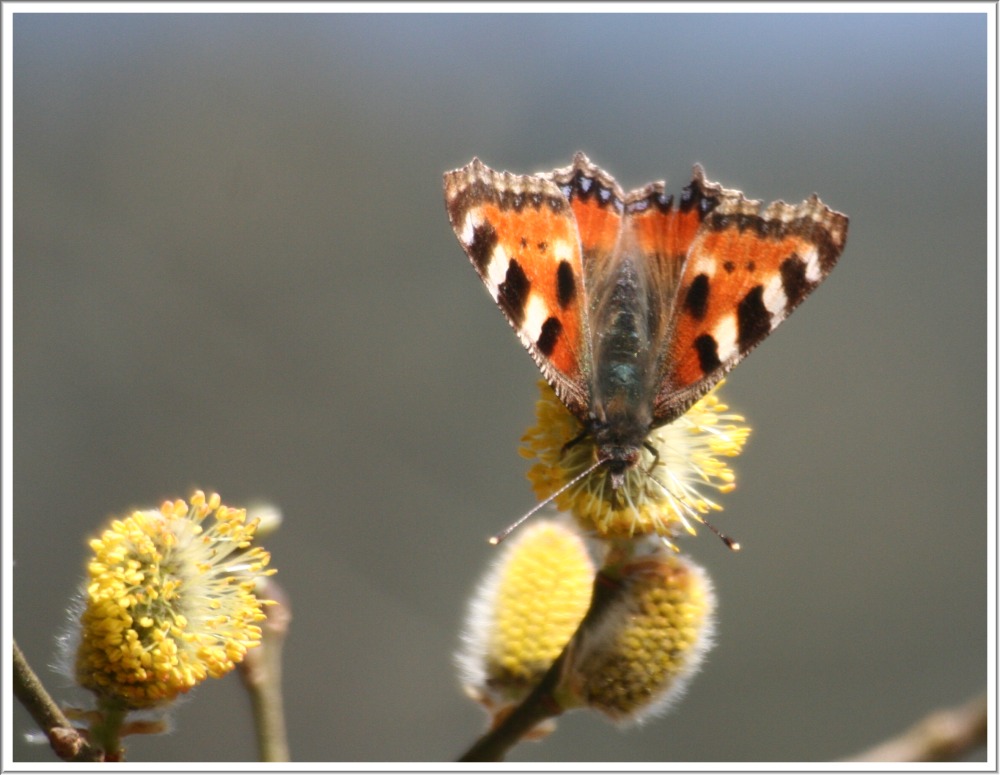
[590,256,657,478]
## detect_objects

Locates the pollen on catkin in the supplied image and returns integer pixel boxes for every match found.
[74,491,274,709]
[520,380,750,543]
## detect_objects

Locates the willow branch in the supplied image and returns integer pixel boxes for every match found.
[238,578,292,762]
[12,639,102,762]
[846,692,988,762]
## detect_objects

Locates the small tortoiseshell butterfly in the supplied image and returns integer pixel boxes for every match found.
[443,153,848,493]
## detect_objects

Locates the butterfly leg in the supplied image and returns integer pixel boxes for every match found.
[560,427,591,458]
[643,440,662,474]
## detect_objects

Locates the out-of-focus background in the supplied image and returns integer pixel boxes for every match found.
[12,10,988,764]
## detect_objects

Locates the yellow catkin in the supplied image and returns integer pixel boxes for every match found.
[575,554,715,722]
[521,380,750,541]
[75,492,273,709]
[459,520,595,708]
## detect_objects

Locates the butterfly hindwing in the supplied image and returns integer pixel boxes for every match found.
[546,153,625,326]
[622,167,729,381]
[443,158,591,419]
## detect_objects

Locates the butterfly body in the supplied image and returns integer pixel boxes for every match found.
[444,153,848,490]
[584,250,657,485]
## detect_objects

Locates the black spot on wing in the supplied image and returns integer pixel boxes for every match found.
[780,253,810,310]
[536,316,563,356]
[497,260,530,327]
[468,222,498,275]
[693,334,721,373]
[684,274,711,320]
[680,176,720,217]
[560,169,624,212]
[737,285,771,351]
[556,260,576,308]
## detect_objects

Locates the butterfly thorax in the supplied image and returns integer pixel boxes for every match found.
[589,254,657,487]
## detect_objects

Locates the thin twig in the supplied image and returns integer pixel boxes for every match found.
[846,692,988,762]
[12,639,102,762]
[238,578,292,762]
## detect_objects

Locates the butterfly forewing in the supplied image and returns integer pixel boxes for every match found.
[654,184,849,425]
[443,159,591,419]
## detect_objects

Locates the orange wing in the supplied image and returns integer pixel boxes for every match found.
[655,173,849,424]
[622,166,728,372]
[444,158,592,419]
[546,153,625,326]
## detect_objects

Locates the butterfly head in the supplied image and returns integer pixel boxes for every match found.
[597,444,642,490]
[588,411,650,490]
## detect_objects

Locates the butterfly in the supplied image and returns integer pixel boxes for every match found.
[443,153,848,498]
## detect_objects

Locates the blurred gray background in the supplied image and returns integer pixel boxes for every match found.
[12,10,987,764]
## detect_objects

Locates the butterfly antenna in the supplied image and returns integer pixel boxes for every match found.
[700,515,741,552]
[644,469,741,552]
[489,457,606,545]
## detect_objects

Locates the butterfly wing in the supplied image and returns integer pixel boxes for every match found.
[545,153,627,330]
[653,166,849,425]
[443,158,593,420]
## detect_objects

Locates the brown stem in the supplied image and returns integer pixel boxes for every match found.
[847,692,988,762]
[12,640,102,762]
[238,578,292,762]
